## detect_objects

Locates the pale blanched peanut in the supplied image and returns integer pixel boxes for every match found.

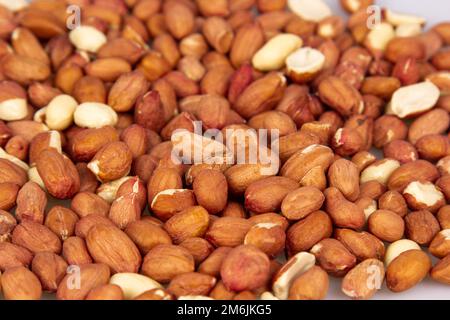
[0,99,28,121]
[272,252,316,300]
[0,0,28,11]
[360,159,400,185]
[288,0,332,22]
[45,95,78,130]
[109,273,162,300]
[69,26,107,53]
[47,131,63,154]
[286,47,325,83]
[74,103,118,129]
[365,23,395,52]
[385,10,426,26]
[396,24,422,37]
[28,167,46,190]
[33,107,47,123]
[389,82,440,118]
[252,34,303,71]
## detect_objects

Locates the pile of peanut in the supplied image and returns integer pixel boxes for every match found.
[0,0,449,300]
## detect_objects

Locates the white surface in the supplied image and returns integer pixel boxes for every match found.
[321,0,450,300]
